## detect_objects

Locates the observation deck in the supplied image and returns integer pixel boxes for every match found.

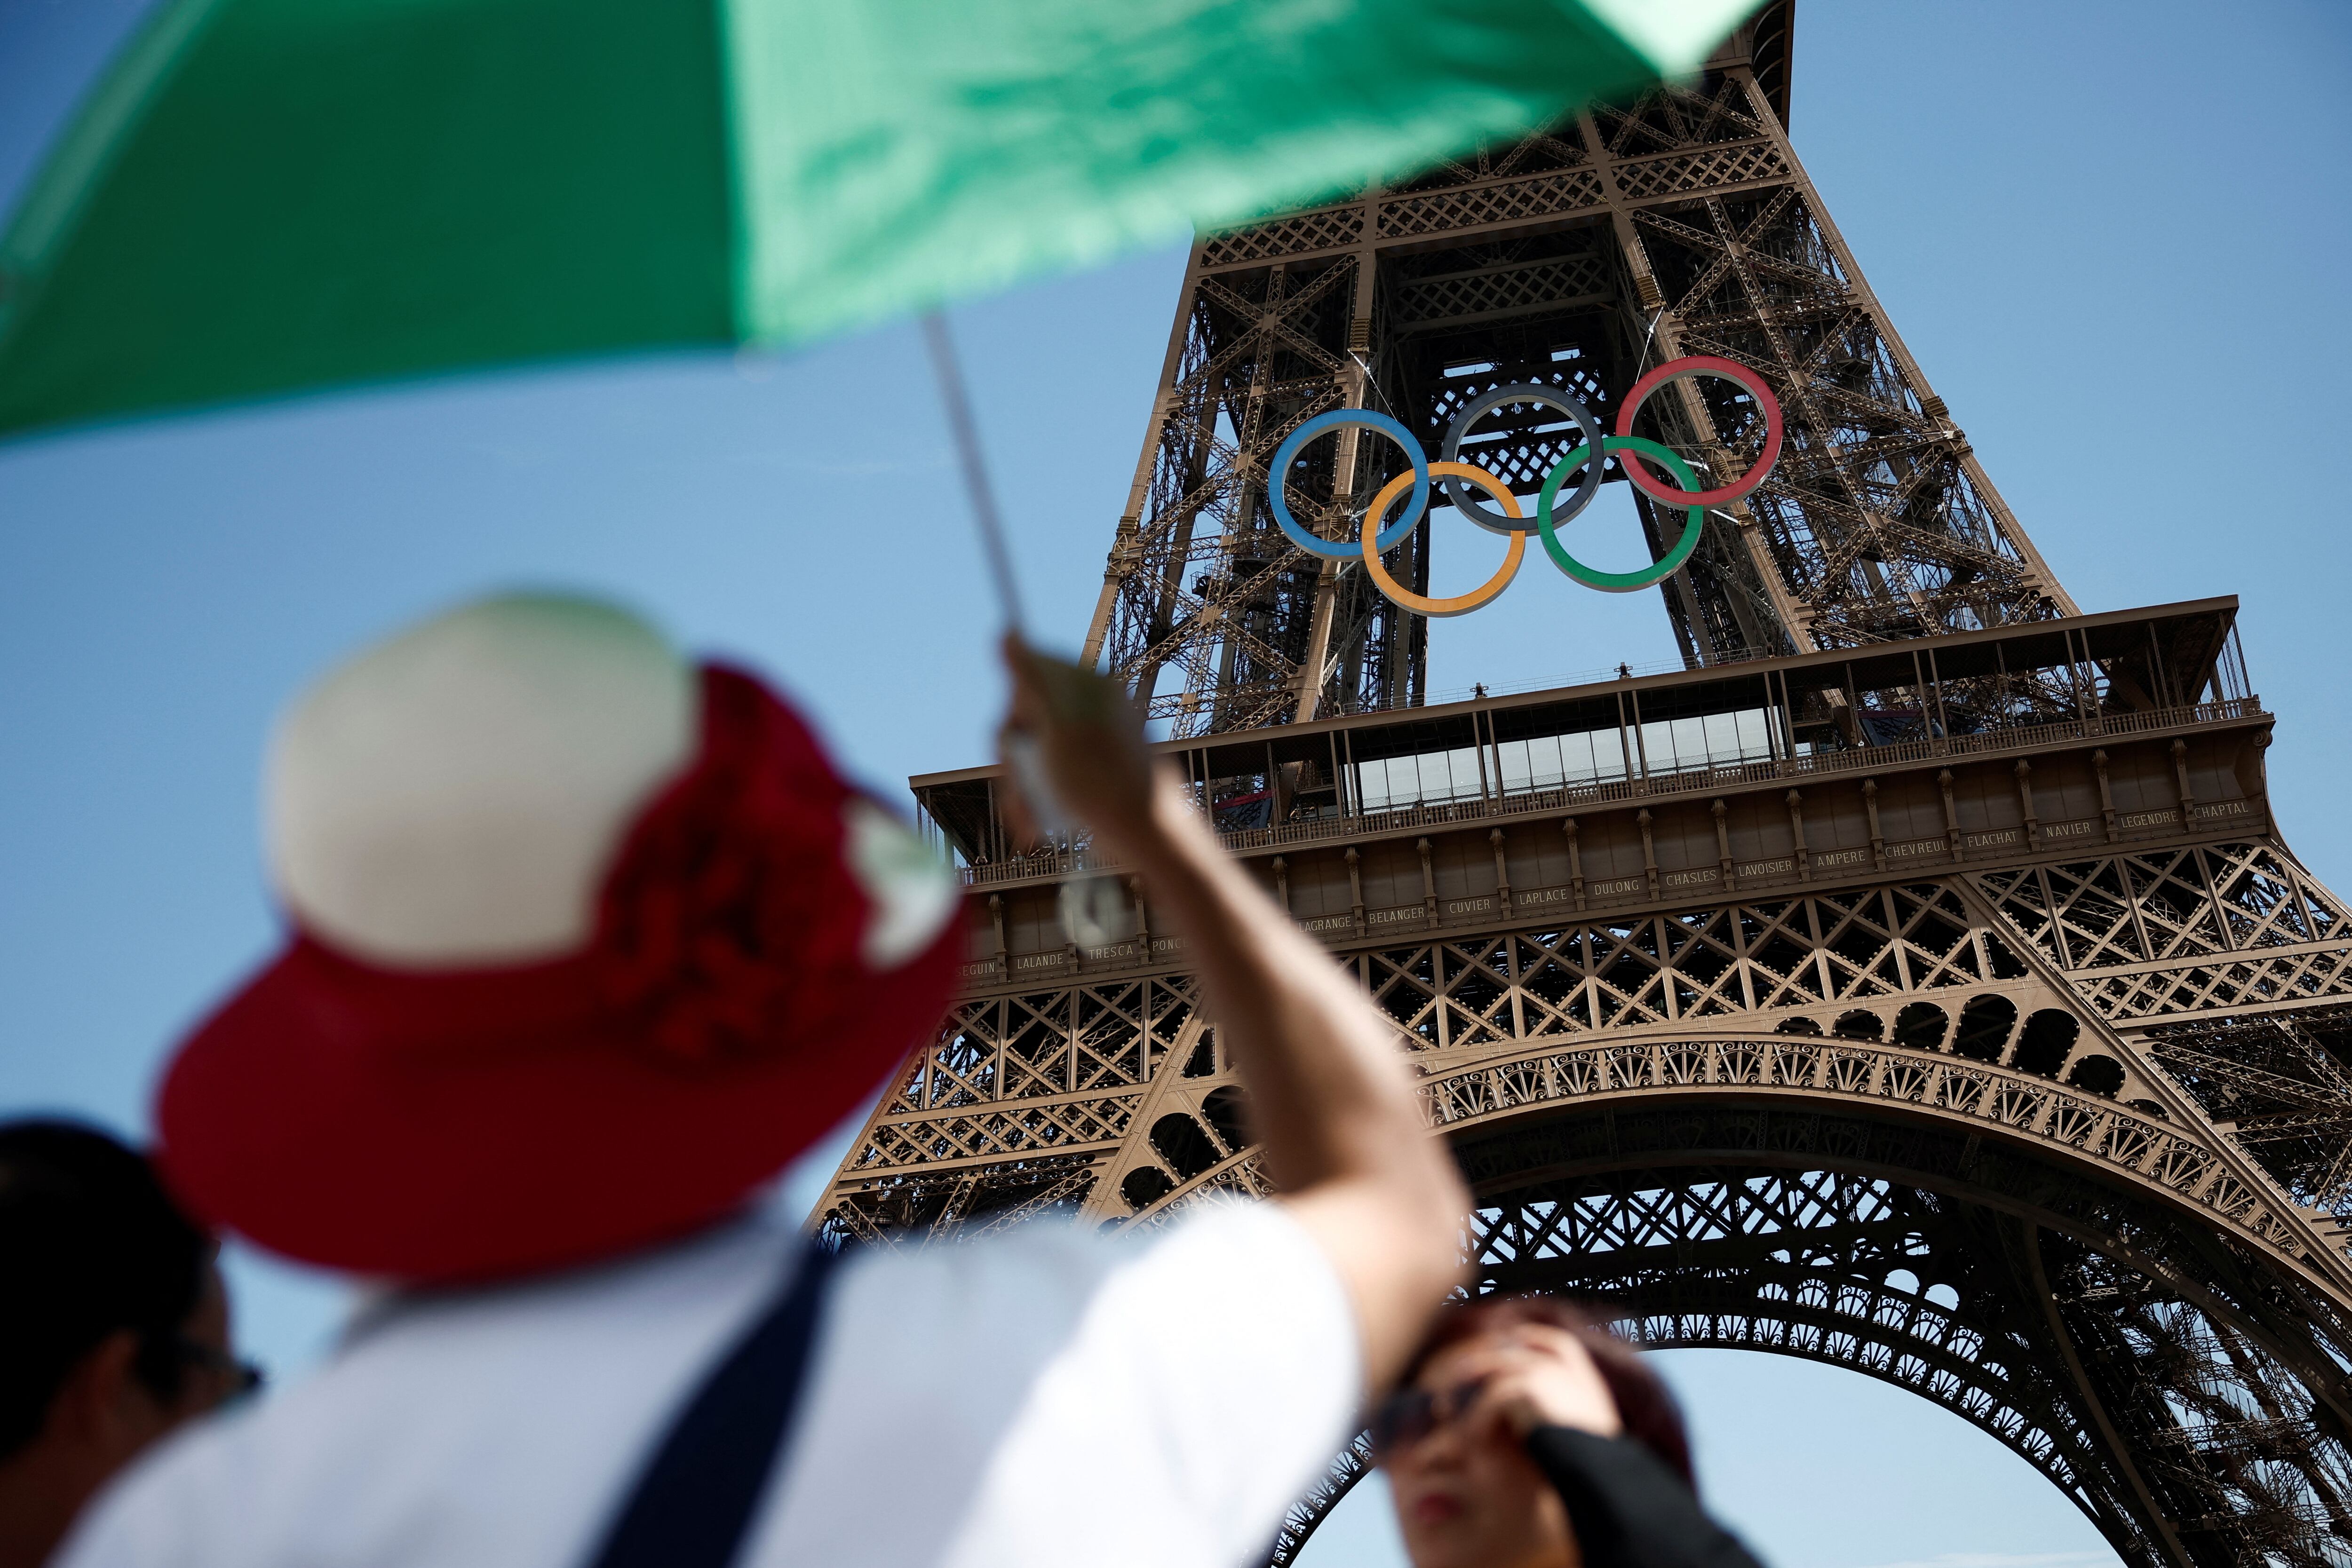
[914,597,2268,1000]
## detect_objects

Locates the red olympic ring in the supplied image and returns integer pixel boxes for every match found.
[1612,355,1783,508]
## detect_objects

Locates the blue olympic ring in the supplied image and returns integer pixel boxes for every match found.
[1267,410,1429,561]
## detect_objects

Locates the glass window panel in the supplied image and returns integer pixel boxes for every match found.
[1498,739,1534,793]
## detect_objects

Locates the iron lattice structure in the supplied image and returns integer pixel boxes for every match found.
[1079,5,2072,737]
[821,10,2352,1564]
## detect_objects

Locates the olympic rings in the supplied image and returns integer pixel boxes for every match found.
[1538,436,1703,593]
[1259,355,1782,618]
[1438,383,1603,537]
[1362,463,1526,617]
[1268,409,1428,560]
[1613,355,1782,508]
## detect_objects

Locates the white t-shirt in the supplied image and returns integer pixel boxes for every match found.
[58,1200,1358,1568]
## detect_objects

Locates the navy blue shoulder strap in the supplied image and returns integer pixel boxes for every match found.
[585,1240,839,1568]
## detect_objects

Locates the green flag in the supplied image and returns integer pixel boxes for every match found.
[0,0,1757,439]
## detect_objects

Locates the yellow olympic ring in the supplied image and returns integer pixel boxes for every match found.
[1360,462,1525,618]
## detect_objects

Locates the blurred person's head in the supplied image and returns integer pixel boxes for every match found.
[0,1120,242,1568]
[1376,1296,1692,1568]
[153,594,961,1287]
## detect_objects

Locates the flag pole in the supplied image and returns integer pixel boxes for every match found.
[922,309,1092,850]
[921,311,1026,637]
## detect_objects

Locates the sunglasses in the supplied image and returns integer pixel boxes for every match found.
[1370,1373,1492,1458]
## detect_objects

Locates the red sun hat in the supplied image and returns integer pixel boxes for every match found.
[155,595,963,1284]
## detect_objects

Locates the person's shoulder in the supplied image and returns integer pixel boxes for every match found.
[773,1199,1360,1568]
[55,1393,272,1567]
[831,1196,1340,1354]
[61,1216,805,1568]
[1086,1193,1336,1288]
[839,1194,1316,1291]
[1096,1196,1351,1325]
[825,1208,1119,1338]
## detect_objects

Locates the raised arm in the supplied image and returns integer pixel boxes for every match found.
[1000,639,1466,1392]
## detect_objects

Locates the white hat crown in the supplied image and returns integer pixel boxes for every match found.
[266,593,954,972]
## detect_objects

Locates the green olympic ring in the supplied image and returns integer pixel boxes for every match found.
[1536,436,1705,594]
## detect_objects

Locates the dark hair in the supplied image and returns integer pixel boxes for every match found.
[1401,1295,1696,1490]
[0,1120,211,1457]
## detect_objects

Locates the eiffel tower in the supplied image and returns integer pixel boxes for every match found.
[817,9,2352,1563]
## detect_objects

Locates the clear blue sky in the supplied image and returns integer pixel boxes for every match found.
[3,3,2347,1566]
